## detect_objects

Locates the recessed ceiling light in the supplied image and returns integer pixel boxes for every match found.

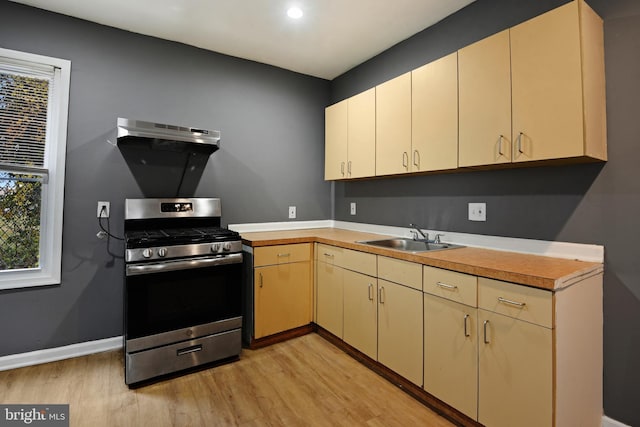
[287,6,303,19]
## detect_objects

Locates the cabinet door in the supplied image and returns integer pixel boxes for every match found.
[411,52,458,172]
[347,88,376,178]
[325,99,348,180]
[343,270,377,360]
[510,1,584,162]
[377,280,423,386]
[458,30,512,167]
[316,261,344,338]
[478,309,552,427]
[424,295,478,420]
[254,262,312,339]
[376,72,412,176]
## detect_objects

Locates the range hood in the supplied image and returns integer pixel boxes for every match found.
[116,118,220,155]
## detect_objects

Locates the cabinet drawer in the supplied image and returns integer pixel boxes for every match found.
[424,266,477,307]
[378,256,422,291]
[478,278,553,328]
[254,243,311,267]
[316,244,376,276]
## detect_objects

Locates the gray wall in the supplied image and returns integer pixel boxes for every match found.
[331,0,640,424]
[0,1,330,356]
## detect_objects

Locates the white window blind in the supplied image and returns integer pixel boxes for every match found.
[0,60,54,173]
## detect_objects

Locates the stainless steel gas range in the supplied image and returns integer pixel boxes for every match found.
[123,198,242,386]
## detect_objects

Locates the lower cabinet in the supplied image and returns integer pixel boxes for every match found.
[377,278,423,386]
[424,294,478,419]
[342,269,378,360]
[313,245,602,427]
[316,259,344,338]
[477,277,554,427]
[478,309,552,427]
[423,266,479,419]
[253,243,312,339]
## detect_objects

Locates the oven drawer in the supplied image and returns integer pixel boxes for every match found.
[254,243,311,266]
[125,328,241,385]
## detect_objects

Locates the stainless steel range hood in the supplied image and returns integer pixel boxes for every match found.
[116,118,220,155]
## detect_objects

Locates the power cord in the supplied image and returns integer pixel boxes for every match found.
[98,205,125,241]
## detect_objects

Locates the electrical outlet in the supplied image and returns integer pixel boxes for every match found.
[97,201,110,218]
[468,202,486,222]
[350,202,356,215]
[288,206,296,219]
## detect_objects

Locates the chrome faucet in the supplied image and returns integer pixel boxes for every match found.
[409,223,428,241]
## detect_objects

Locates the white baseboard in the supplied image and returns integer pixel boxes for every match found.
[0,336,122,372]
[602,415,631,427]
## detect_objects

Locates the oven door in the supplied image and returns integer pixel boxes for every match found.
[125,254,243,343]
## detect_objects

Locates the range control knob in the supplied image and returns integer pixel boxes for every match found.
[158,248,167,257]
[142,248,153,258]
[223,242,232,252]
[211,243,221,253]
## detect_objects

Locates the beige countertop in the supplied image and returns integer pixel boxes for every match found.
[241,228,603,291]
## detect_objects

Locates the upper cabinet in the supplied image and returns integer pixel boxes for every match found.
[324,99,348,180]
[458,30,512,167]
[325,88,376,180]
[412,52,459,172]
[510,0,606,163]
[459,0,606,167]
[324,0,606,180]
[375,72,412,176]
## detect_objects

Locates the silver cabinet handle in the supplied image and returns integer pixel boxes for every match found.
[378,286,385,304]
[347,160,352,176]
[323,253,334,258]
[516,132,524,154]
[277,253,290,258]
[498,296,526,308]
[368,283,374,301]
[259,272,263,288]
[341,161,345,176]
[464,314,470,337]
[402,152,408,170]
[413,150,420,169]
[498,135,504,156]
[436,281,458,290]
[483,320,490,344]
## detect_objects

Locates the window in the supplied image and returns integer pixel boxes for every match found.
[0,48,70,290]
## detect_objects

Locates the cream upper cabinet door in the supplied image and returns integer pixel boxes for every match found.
[510,1,584,162]
[316,260,344,339]
[377,279,423,386]
[424,294,478,420]
[478,309,553,427]
[376,72,412,176]
[343,270,378,360]
[347,88,376,178]
[411,52,458,172]
[458,30,512,167]
[324,99,348,180]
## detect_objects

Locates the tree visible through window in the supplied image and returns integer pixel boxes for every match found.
[0,73,48,270]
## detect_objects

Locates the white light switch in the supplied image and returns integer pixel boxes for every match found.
[468,203,486,222]
[350,202,356,215]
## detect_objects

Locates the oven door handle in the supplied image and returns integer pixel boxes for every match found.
[126,253,243,276]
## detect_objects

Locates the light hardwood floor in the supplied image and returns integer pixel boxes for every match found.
[0,334,454,426]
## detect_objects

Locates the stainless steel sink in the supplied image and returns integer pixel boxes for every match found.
[357,238,464,253]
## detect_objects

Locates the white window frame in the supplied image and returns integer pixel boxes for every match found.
[0,47,70,290]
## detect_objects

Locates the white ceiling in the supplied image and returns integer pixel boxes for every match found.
[10,0,475,80]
